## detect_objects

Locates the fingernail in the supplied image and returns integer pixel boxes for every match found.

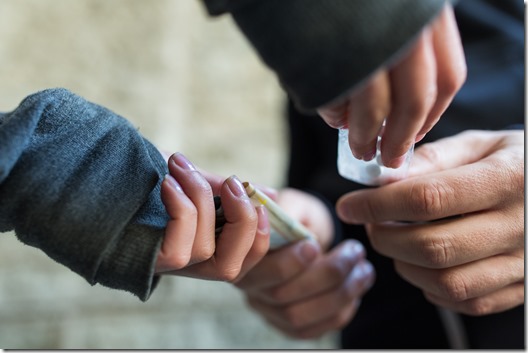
[297,240,319,264]
[164,174,183,192]
[256,205,269,233]
[342,240,364,258]
[352,261,375,282]
[386,154,406,169]
[226,175,247,197]
[362,148,377,162]
[415,133,426,142]
[171,152,196,170]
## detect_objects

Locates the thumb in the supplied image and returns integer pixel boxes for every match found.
[408,130,495,177]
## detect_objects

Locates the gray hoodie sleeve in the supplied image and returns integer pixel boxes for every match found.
[0,88,169,301]
[202,0,446,112]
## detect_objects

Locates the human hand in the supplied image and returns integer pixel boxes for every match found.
[156,152,270,282]
[236,239,374,339]
[317,3,466,168]
[235,188,373,338]
[336,130,524,315]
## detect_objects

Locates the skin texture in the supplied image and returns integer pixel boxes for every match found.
[234,190,375,339]
[156,152,270,282]
[337,130,524,316]
[232,130,523,339]
[317,3,466,168]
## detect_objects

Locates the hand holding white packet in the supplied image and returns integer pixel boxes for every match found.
[337,128,414,186]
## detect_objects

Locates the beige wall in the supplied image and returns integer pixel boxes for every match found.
[0,0,337,349]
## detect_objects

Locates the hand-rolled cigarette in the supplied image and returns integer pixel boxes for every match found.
[213,182,315,249]
[243,182,315,246]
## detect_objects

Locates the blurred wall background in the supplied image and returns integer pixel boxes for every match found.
[0,0,337,349]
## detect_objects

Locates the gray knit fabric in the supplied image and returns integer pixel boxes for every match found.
[0,88,168,301]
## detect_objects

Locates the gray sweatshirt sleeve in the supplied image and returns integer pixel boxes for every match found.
[0,88,169,301]
[202,0,446,112]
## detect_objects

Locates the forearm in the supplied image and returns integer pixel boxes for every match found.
[202,0,446,112]
[0,88,169,301]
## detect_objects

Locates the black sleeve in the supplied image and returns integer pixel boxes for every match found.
[202,0,446,112]
[0,88,169,301]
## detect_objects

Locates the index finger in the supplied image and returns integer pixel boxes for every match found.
[336,161,506,224]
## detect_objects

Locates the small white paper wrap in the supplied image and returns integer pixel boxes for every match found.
[337,128,414,186]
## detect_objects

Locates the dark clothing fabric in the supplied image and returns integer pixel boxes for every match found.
[286,0,524,349]
[0,89,168,301]
[202,0,446,112]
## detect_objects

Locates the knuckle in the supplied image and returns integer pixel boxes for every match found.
[501,155,525,197]
[439,69,465,98]
[267,286,289,304]
[419,235,455,268]
[283,307,305,330]
[323,259,349,283]
[405,94,431,119]
[218,267,242,283]
[165,253,190,270]
[194,246,215,264]
[416,143,442,165]
[462,297,493,316]
[179,205,198,222]
[437,271,470,302]
[409,180,453,219]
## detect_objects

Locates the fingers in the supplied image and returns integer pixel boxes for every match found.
[157,175,198,272]
[424,282,525,316]
[317,4,466,170]
[382,28,437,168]
[253,240,368,304]
[337,157,517,224]
[167,153,216,261]
[209,175,260,280]
[231,205,271,281]
[336,131,524,225]
[417,4,466,139]
[244,244,375,339]
[395,246,524,316]
[366,209,523,269]
[346,70,390,161]
[157,153,217,272]
[394,249,524,303]
[178,175,262,281]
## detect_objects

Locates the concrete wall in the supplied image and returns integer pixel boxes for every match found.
[0,0,337,349]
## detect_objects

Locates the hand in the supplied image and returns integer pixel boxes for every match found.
[336,130,524,315]
[317,3,466,168]
[156,152,270,282]
[235,239,375,339]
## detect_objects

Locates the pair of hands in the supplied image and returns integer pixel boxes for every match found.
[238,130,524,339]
